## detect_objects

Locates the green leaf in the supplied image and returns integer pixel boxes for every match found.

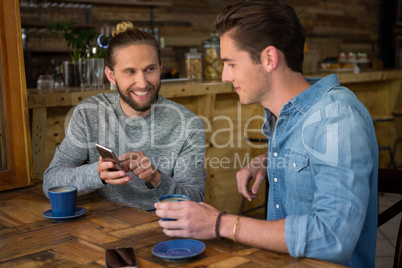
[47,21,98,64]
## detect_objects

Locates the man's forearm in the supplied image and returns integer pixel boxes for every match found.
[219,214,288,253]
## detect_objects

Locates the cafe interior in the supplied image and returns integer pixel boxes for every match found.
[0,0,402,267]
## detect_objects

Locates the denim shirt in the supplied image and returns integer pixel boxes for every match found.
[262,74,378,267]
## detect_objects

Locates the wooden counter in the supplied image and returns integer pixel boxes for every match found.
[316,69,402,84]
[27,69,402,214]
[27,70,402,109]
[28,80,234,109]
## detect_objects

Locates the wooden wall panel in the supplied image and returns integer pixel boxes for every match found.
[89,0,380,64]
[23,0,381,78]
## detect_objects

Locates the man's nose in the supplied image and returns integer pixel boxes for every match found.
[136,72,148,88]
[221,66,232,83]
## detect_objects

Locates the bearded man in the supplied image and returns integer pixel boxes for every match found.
[43,21,206,211]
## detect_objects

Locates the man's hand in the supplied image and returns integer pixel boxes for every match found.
[97,156,132,185]
[119,151,161,187]
[236,152,268,201]
[155,201,220,239]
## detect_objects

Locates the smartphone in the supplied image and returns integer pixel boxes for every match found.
[95,143,123,171]
[105,247,137,268]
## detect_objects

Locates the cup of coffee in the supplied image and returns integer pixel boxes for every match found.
[158,194,190,221]
[48,186,77,217]
[158,194,190,203]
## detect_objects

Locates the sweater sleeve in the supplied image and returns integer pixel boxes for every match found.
[42,104,105,198]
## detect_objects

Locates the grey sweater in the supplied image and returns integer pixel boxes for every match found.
[43,92,206,211]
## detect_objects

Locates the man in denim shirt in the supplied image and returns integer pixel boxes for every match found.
[155,1,378,267]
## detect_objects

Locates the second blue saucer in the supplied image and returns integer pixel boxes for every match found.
[152,239,205,260]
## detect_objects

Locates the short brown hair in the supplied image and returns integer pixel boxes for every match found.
[106,21,161,70]
[214,0,305,73]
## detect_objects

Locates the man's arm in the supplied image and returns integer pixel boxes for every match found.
[43,142,105,198]
[155,201,289,253]
[220,210,288,252]
[42,107,105,198]
[285,103,376,263]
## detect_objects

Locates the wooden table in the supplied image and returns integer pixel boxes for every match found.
[0,186,345,267]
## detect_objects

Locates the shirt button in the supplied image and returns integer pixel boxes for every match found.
[276,204,280,209]
[274,177,278,182]
[273,152,278,157]
[293,163,296,168]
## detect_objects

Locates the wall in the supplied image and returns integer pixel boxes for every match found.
[89,0,381,72]
[22,0,382,82]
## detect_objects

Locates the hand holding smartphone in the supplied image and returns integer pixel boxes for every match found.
[95,144,123,171]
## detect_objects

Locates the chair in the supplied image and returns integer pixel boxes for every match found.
[391,88,402,168]
[372,117,397,169]
[392,110,402,168]
[377,168,402,268]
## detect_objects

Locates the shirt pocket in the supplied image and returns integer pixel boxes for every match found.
[285,151,313,204]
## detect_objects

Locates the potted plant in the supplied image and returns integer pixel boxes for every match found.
[49,21,98,87]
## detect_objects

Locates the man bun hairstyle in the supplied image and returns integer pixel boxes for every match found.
[106,21,161,70]
[112,21,135,37]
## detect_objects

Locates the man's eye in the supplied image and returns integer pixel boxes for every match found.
[146,67,155,73]
[125,70,135,74]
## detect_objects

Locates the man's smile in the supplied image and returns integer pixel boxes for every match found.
[132,90,151,97]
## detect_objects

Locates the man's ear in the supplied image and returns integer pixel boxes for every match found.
[105,66,116,85]
[261,46,278,73]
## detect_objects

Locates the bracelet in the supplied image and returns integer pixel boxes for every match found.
[233,216,241,244]
[215,211,227,240]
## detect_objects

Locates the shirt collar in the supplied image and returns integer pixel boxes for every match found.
[262,74,340,138]
[289,74,340,114]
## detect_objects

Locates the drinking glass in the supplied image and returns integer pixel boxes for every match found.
[78,58,87,88]
[37,74,54,89]
[86,58,105,88]
[63,61,72,88]
[94,58,105,88]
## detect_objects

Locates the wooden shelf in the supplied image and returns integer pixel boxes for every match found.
[52,0,171,7]
[21,21,98,28]
[27,47,69,53]
[27,46,175,54]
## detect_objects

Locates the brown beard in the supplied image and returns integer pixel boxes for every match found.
[116,80,161,112]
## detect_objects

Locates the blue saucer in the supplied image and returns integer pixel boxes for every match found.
[43,207,87,221]
[152,239,205,260]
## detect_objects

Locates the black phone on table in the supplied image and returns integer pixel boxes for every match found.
[105,247,137,268]
[95,143,123,171]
